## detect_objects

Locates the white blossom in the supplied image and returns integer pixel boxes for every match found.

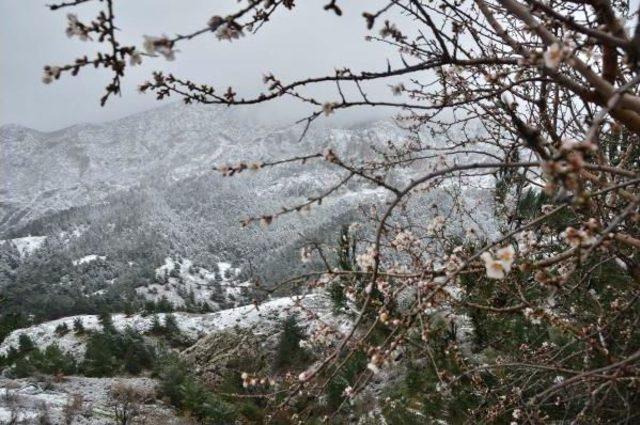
[445,253,464,274]
[516,230,537,254]
[356,246,377,271]
[480,246,515,280]
[427,215,446,234]
[142,35,176,61]
[322,102,336,116]
[298,339,311,349]
[481,252,506,279]
[66,14,90,41]
[501,91,516,107]
[42,66,61,85]
[366,362,380,374]
[562,226,597,247]
[523,307,542,325]
[216,23,244,41]
[300,246,313,263]
[391,230,416,250]
[543,43,564,69]
[129,52,142,67]
[495,245,515,273]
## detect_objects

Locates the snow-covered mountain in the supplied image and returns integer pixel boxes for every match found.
[0,103,401,236]
[0,102,497,322]
[0,103,419,302]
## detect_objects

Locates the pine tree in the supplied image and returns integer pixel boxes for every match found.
[98,311,115,333]
[18,334,34,353]
[73,317,85,335]
[273,315,310,372]
[163,313,180,335]
[55,322,70,336]
[330,225,355,313]
[150,314,162,334]
[82,333,117,377]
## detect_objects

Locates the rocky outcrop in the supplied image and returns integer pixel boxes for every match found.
[182,329,271,388]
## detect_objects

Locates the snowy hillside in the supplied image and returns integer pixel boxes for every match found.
[0,377,185,424]
[0,294,336,359]
[135,257,249,309]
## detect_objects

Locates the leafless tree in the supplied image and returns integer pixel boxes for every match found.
[62,393,83,425]
[109,383,145,425]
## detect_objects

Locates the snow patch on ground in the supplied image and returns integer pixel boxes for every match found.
[4,236,46,257]
[72,254,106,266]
[0,376,185,425]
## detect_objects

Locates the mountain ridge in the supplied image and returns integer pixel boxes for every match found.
[1,102,401,237]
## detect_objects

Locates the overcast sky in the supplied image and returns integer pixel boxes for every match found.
[1,0,399,131]
[4,1,639,132]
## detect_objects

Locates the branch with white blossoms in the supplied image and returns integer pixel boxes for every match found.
[44,0,140,105]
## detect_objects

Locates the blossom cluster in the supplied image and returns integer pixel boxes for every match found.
[215,22,244,41]
[427,215,446,234]
[42,66,62,85]
[366,341,403,375]
[356,246,378,271]
[562,219,600,248]
[241,372,276,388]
[65,14,91,41]
[480,245,516,280]
[391,230,418,250]
[143,35,176,61]
[542,43,569,69]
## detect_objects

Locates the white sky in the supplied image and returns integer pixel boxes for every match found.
[0,0,400,131]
